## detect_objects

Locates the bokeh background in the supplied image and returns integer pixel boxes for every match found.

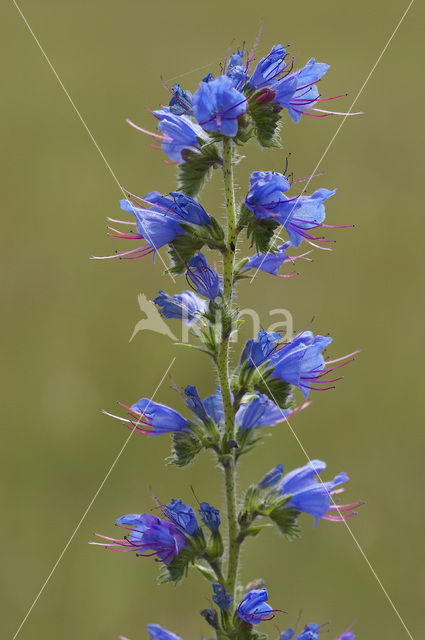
[1,1,424,639]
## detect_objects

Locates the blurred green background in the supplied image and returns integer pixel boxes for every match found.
[1,1,424,639]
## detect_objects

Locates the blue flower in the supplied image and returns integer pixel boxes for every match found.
[184,385,209,422]
[193,76,247,137]
[212,583,233,611]
[187,252,221,299]
[147,624,183,640]
[249,44,287,89]
[276,188,337,248]
[237,588,278,624]
[269,331,333,398]
[278,459,349,524]
[112,190,211,261]
[127,398,190,435]
[240,329,281,368]
[226,50,249,89]
[168,84,193,116]
[203,388,225,424]
[243,241,310,278]
[144,190,212,227]
[245,171,291,220]
[281,623,321,640]
[154,290,207,326]
[258,463,284,489]
[272,58,330,123]
[91,513,186,564]
[153,109,206,162]
[126,107,205,163]
[165,498,200,535]
[236,394,289,433]
[117,198,181,258]
[199,502,221,533]
[280,622,355,640]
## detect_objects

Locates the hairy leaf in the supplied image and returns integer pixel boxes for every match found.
[178,141,222,198]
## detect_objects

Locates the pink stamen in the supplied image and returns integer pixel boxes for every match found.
[91,244,152,260]
[326,350,361,365]
[311,107,363,116]
[246,24,263,72]
[318,93,348,102]
[107,217,137,226]
[126,118,170,140]
[289,172,324,184]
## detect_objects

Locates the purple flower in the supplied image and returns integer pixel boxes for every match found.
[276,188,337,248]
[199,502,221,533]
[126,109,206,163]
[258,463,284,489]
[187,252,221,299]
[147,624,183,640]
[270,331,333,398]
[154,290,207,326]
[245,171,291,220]
[243,241,312,278]
[165,498,200,535]
[278,459,358,525]
[237,588,280,624]
[153,110,205,162]
[91,512,186,564]
[280,621,356,640]
[212,583,233,611]
[240,329,281,368]
[168,84,193,116]
[245,171,341,249]
[193,76,247,137]
[280,623,321,640]
[249,44,287,89]
[93,190,212,262]
[272,58,330,123]
[102,398,190,437]
[226,49,249,89]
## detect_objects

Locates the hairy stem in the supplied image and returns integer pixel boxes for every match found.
[217,136,240,609]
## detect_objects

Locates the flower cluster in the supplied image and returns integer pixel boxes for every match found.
[92,35,362,640]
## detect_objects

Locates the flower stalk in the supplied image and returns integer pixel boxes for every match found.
[93,38,361,640]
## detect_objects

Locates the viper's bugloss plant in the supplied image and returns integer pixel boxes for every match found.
[92,36,362,640]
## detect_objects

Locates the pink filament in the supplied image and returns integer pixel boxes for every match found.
[126,118,170,140]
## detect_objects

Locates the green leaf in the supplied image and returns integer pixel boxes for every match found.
[254,372,292,409]
[167,232,204,275]
[166,430,202,467]
[243,523,273,537]
[178,141,222,198]
[158,548,194,584]
[248,96,283,148]
[238,204,280,254]
[195,563,216,582]
[268,504,301,540]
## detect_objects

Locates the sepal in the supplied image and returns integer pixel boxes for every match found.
[259,493,301,540]
[200,608,220,630]
[267,504,301,540]
[158,548,195,584]
[207,531,224,560]
[168,233,204,274]
[248,92,283,148]
[178,141,222,198]
[195,563,217,582]
[238,204,280,254]
[166,430,203,467]
[254,369,292,409]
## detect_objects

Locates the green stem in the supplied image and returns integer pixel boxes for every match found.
[217,136,240,610]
